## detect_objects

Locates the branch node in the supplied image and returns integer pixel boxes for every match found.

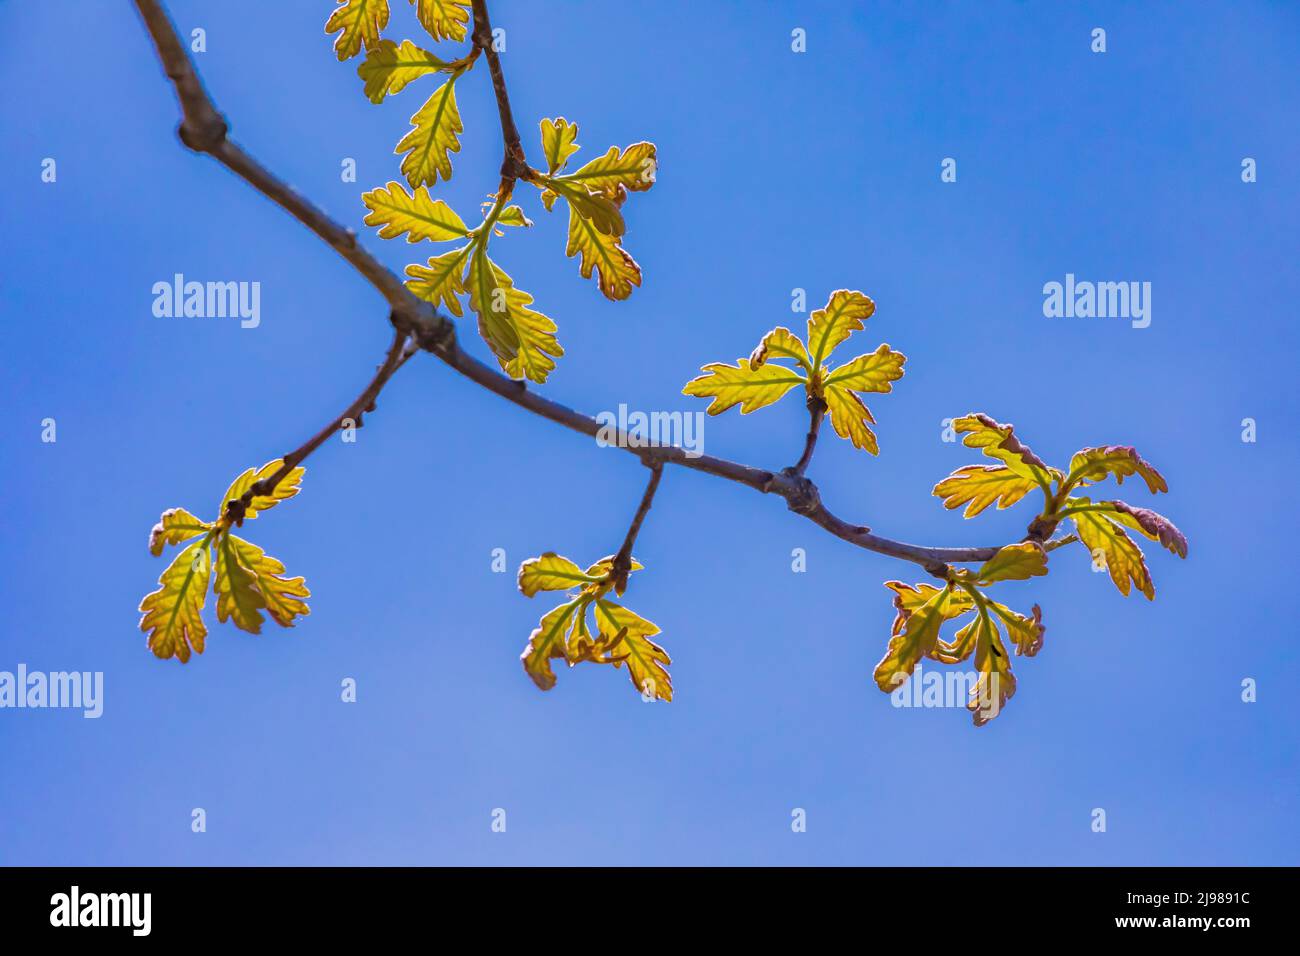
[177,115,228,153]
[780,471,822,516]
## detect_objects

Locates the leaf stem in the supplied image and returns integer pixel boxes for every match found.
[611,461,665,594]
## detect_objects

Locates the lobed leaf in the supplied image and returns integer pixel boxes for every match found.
[750,327,811,372]
[873,584,958,692]
[139,537,211,663]
[562,143,657,200]
[1104,501,1188,558]
[326,0,390,61]
[225,535,310,629]
[405,245,469,316]
[932,465,1037,518]
[1067,446,1168,495]
[823,383,880,454]
[540,117,581,175]
[594,599,671,701]
[976,542,1048,585]
[465,251,562,383]
[148,507,211,557]
[682,358,806,415]
[220,460,304,521]
[362,181,469,242]
[1068,496,1154,599]
[397,78,463,187]
[518,552,599,597]
[410,0,471,42]
[823,344,906,393]
[951,413,1055,485]
[565,201,642,299]
[806,290,875,367]
[357,38,453,102]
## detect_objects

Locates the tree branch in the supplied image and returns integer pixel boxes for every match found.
[470,0,529,186]
[789,395,826,477]
[612,462,664,593]
[134,0,1039,576]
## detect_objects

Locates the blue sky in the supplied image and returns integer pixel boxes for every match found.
[1,0,1296,865]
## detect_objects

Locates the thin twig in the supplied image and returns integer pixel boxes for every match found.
[612,462,664,593]
[134,0,1071,574]
[470,0,529,187]
[224,331,411,524]
[789,396,826,477]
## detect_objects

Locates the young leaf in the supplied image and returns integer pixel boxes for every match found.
[976,542,1048,585]
[594,599,672,701]
[562,143,657,200]
[951,413,1056,486]
[806,290,875,367]
[148,508,211,556]
[326,0,390,61]
[220,461,305,520]
[1066,445,1168,495]
[495,205,532,229]
[225,535,310,628]
[518,552,600,596]
[465,251,562,383]
[932,465,1037,517]
[405,245,469,316]
[1103,501,1188,558]
[966,609,1016,727]
[139,537,211,663]
[362,181,469,242]
[565,202,642,299]
[215,532,267,633]
[873,584,958,692]
[357,39,453,102]
[540,117,580,175]
[682,358,807,415]
[988,601,1045,657]
[821,344,906,455]
[823,386,880,453]
[517,553,668,700]
[1067,496,1154,599]
[410,0,471,43]
[750,327,812,372]
[397,78,463,187]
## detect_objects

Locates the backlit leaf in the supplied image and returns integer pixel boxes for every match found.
[404,245,469,316]
[806,290,875,367]
[326,0,390,61]
[565,202,642,299]
[362,181,468,242]
[521,599,580,691]
[682,358,806,415]
[823,344,905,392]
[1068,496,1154,599]
[873,584,957,692]
[540,117,580,175]
[357,38,452,102]
[1067,445,1168,494]
[410,0,471,42]
[215,533,267,633]
[749,327,811,372]
[139,537,211,663]
[823,383,879,454]
[976,542,1048,585]
[226,535,310,628]
[397,78,463,187]
[988,601,1045,657]
[951,413,1055,485]
[966,609,1016,727]
[594,599,671,702]
[932,465,1037,517]
[148,508,211,557]
[563,143,657,200]
[518,552,599,597]
[1102,500,1188,558]
[465,251,562,383]
[220,460,304,521]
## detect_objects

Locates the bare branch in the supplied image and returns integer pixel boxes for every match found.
[612,462,665,593]
[789,395,827,477]
[470,0,530,186]
[134,0,1020,574]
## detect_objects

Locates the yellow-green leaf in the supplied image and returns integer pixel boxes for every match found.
[932,465,1037,517]
[562,143,657,199]
[873,584,958,692]
[148,508,211,557]
[1101,501,1188,558]
[518,552,599,597]
[1069,497,1154,599]
[405,245,469,316]
[465,251,562,383]
[496,205,532,229]
[215,533,267,634]
[749,327,811,372]
[326,0,390,61]
[543,177,625,236]
[584,555,643,578]
[565,202,641,300]
[362,181,468,242]
[219,461,304,521]
[521,599,581,691]
[823,344,906,392]
[806,290,875,367]
[594,599,671,701]
[540,117,580,175]
[976,542,1048,585]
[357,38,452,102]
[397,78,463,187]
[683,358,806,415]
[952,413,1055,485]
[410,0,471,42]
[824,383,879,454]
[226,535,310,628]
[988,601,1045,657]
[1067,445,1168,494]
[139,537,211,663]
[966,610,1016,727]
